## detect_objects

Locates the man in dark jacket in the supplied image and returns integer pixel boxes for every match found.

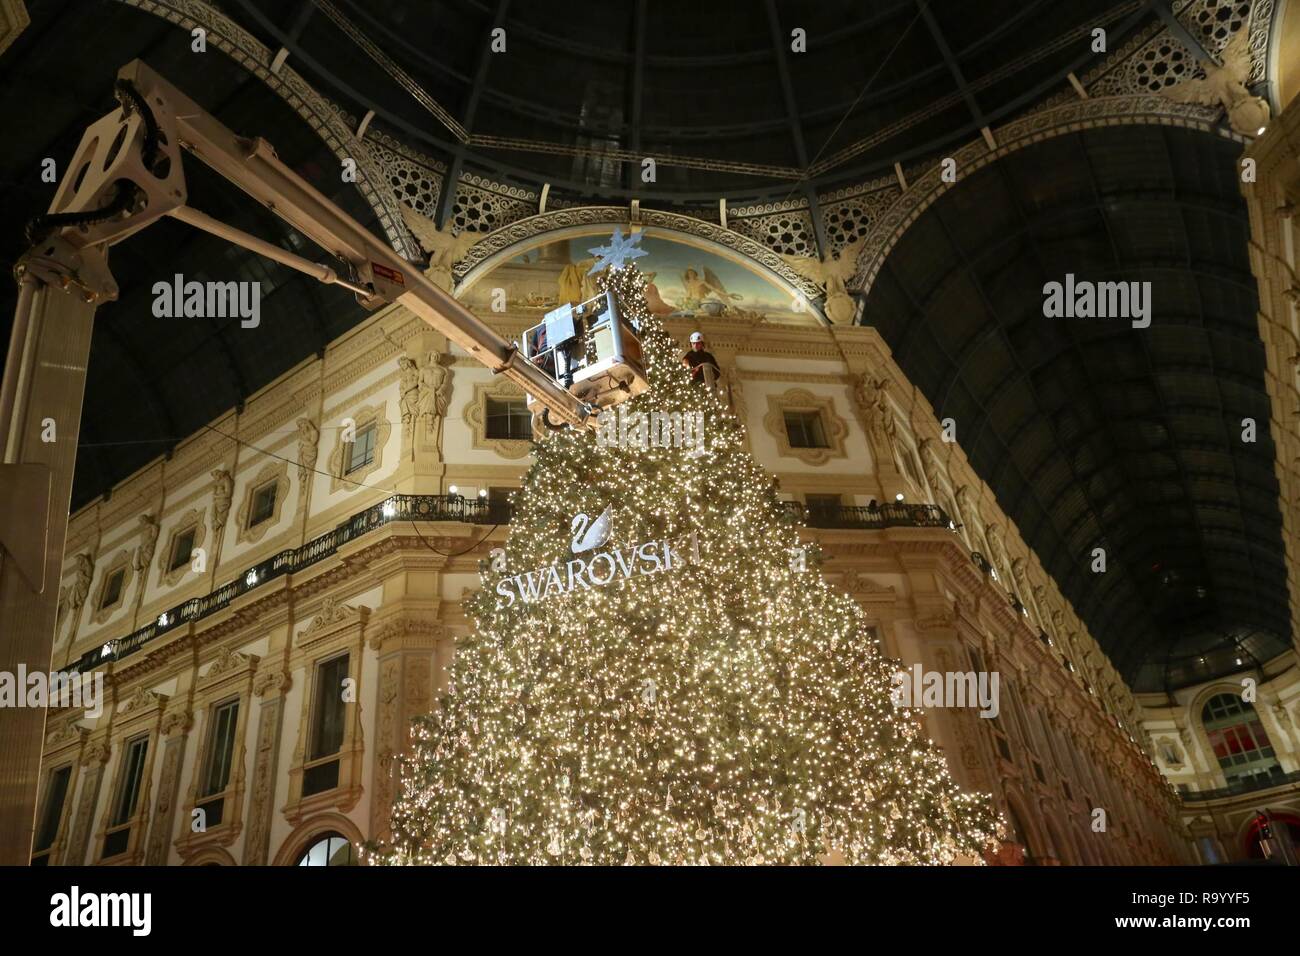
[682,331,720,386]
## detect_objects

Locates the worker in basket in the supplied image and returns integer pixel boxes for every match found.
[682,331,721,388]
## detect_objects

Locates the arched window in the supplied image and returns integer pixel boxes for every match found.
[1200,694,1281,787]
[296,831,357,867]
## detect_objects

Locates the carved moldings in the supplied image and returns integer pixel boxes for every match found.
[762,388,849,466]
[235,459,291,546]
[368,614,448,652]
[89,550,134,626]
[299,595,368,649]
[327,400,392,493]
[45,719,87,750]
[242,691,286,864]
[158,507,207,589]
[253,668,292,698]
[463,379,533,460]
[117,684,167,718]
[145,733,185,864]
[200,645,258,690]
[159,708,193,738]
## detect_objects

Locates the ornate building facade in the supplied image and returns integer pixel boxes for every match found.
[15,0,1300,867]
[33,228,1190,865]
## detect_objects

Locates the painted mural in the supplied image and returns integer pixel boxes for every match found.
[461,232,807,323]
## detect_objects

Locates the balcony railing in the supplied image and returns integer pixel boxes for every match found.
[1180,768,1300,802]
[73,494,509,674]
[781,501,952,530]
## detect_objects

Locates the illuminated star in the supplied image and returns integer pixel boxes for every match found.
[587,226,648,275]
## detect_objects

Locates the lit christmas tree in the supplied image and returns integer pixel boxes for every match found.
[369,260,1001,865]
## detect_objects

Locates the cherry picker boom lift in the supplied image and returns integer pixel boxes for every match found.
[0,60,646,862]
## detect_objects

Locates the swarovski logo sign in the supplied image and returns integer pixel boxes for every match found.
[495,506,699,607]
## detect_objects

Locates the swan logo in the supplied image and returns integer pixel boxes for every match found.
[495,505,700,607]
[570,506,613,554]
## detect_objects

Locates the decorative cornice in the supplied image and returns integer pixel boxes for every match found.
[253,668,292,698]
[117,684,167,716]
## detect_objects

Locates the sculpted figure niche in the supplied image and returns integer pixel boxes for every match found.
[398,356,420,436]
[853,374,898,455]
[210,469,234,533]
[985,523,1010,581]
[133,514,159,574]
[296,418,320,485]
[918,438,944,493]
[417,352,453,446]
[61,553,94,636]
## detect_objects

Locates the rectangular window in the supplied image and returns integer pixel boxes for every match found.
[168,527,196,572]
[485,398,531,440]
[111,735,149,827]
[100,568,125,609]
[202,699,239,797]
[33,765,72,855]
[249,481,277,528]
[783,410,828,449]
[310,655,349,761]
[345,423,377,475]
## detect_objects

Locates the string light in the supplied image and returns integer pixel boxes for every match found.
[365,264,1001,866]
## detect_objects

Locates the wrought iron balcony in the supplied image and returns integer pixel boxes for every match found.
[781,501,952,530]
[1180,768,1300,802]
[72,494,510,674]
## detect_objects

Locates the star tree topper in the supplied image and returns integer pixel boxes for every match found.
[586,226,648,275]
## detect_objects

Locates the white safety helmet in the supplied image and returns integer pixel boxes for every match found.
[689,331,704,343]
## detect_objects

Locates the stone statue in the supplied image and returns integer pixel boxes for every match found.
[399,203,479,293]
[68,552,93,612]
[296,418,320,485]
[133,514,159,573]
[918,437,943,491]
[955,484,978,529]
[1012,557,1028,584]
[211,469,234,532]
[1273,701,1293,730]
[417,353,451,431]
[781,236,867,325]
[986,523,1009,577]
[1163,29,1269,137]
[855,375,897,452]
[398,356,420,429]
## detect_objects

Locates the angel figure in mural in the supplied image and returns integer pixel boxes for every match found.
[680,266,742,315]
[781,235,867,325]
[1161,28,1269,137]
[400,203,479,294]
[642,272,676,316]
[558,257,599,307]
